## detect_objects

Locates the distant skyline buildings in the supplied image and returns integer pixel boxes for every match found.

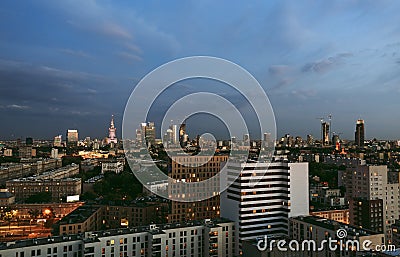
[107,115,118,144]
[355,119,365,147]
[66,129,78,148]
[1,1,400,141]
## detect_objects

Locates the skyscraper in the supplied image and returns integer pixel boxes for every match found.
[145,122,156,146]
[171,124,179,145]
[179,123,186,147]
[53,135,62,147]
[66,129,79,148]
[108,115,117,144]
[347,164,399,242]
[355,119,365,147]
[220,159,309,254]
[321,122,330,146]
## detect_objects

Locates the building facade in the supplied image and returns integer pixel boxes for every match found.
[220,160,309,254]
[0,219,235,257]
[168,154,228,223]
[6,178,82,201]
[355,119,365,147]
[346,165,400,242]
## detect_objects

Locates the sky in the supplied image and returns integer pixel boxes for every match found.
[1,0,400,140]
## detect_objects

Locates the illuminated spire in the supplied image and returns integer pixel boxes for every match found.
[108,115,117,144]
[110,115,115,129]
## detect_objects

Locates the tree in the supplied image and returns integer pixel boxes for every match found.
[25,192,52,203]
[0,207,16,231]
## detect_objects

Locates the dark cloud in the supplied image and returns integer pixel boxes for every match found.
[0,59,114,114]
[269,65,290,76]
[302,53,353,73]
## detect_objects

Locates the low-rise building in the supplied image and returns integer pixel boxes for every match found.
[6,178,82,201]
[84,218,235,257]
[0,189,15,206]
[101,161,124,174]
[310,208,349,224]
[0,234,84,257]
[54,202,169,235]
[0,219,235,257]
[55,206,103,235]
[290,215,386,257]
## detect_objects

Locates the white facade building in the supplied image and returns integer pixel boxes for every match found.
[221,160,309,254]
[101,161,124,174]
[0,219,235,257]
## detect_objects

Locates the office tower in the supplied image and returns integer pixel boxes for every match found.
[243,134,250,143]
[263,133,271,147]
[171,124,179,145]
[135,129,142,145]
[25,137,33,145]
[66,129,79,147]
[168,155,228,223]
[140,122,147,142]
[306,134,314,145]
[108,115,118,144]
[332,134,340,145]
[355,119,365,147]
[53,135,62,147]
[179,123,186,147]
[220,160,309,254]
[142,122,156,147]
[347,165,399,242]
[321,122,330,145]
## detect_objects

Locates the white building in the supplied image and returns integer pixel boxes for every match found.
[0,235,84,257]
[101,161,124,174]
[0,219,235,257]
[221,159,309,254]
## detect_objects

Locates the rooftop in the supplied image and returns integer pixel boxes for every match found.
[292,215,380,237]
[0,234,83,250]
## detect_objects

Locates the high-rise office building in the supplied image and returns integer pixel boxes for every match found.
[66,129,79,148]
[168,154,228,223]
[220,160,309,254]
[321,122,330,146]
[179,123,187,147]
[139,122,156,147]
[346,164,399,242]
[171,124,179,145]
[53,135,62,147]
[355,119,365,147]
[108,115,117,144]
[306,134,314,145]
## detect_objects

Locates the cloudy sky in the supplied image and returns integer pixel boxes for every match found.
[1,0,400,140]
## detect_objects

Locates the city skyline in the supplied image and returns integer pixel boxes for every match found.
[1,1,400,139]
